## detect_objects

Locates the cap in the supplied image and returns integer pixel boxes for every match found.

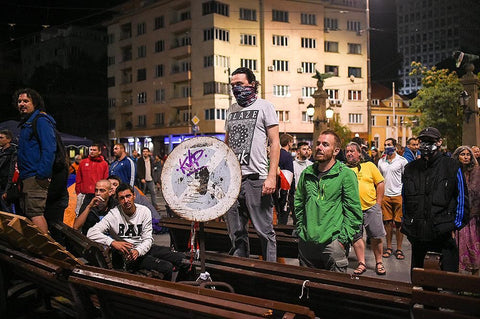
[418,127,441,140]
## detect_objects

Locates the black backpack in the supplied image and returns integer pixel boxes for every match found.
[30,112,69,199]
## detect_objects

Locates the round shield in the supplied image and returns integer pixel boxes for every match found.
[161,137,241,222]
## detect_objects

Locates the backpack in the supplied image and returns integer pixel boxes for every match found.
[30,112,69,199]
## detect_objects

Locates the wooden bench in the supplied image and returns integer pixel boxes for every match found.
[411,267,480,319]
[186,252,412,319]
[159,217,298,258]
[69,264,315,319]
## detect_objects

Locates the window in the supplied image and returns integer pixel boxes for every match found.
[108,98,116,108]
[302,87,316,97]
[121,45,132,61]
[204,55,213,67]
[203,28,229,42]
[276,111,290,122]
[302,111,313,123]
[121,91,132,106]
[107,33,115,44]
[107,76,115,87]
[202,1,229,17]
[137,68,146,81]
[371,99,380,106]
[371,115,376,126]
[347,20,361,31]
[154,16,164,29]
[121,68,132,84]
[215,55,230,68]
[137,92,147,104]
[173,33,191,48]
[301,13,316,25]
[348,67,362,78]
[324,18,338,30]
[324,41,338,52]
[137,22,146,36]
[155,40,165,52]
[120,23,131,40]
[240,8,256,21]
[273,85,290,97]
[348,43,361,54]
[155,64,164,77]
[137,45,146,58]
[386,116,390,126]
[272,9,288,22]
[349,113,362,124]
[137,115,146,127]
[348,90,362,101]
[240,34,256,46]
[173,83,191,98]
[155,89,165,102]
[273,60,289,72]
[273,35,288,46]
[326,89,339,99]
[302,62,316,73]
[154,113,165,125]
[109,119,116,130]
[205,108,227,120]
[240,58,257,71]
[325,65,339,76]
[203,82,229,95]
[301,37,316,48]
[107,56,115,66]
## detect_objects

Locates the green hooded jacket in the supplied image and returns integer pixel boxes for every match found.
[294,160,362,245]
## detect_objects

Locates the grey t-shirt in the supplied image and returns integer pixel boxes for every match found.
[225,98,278,178]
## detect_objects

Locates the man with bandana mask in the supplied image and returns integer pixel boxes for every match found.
[378,138,408,260]
[224,67,280,262]
[401,127,469,274]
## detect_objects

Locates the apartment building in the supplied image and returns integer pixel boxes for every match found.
[106,0,368,153]
[396,0,480,95]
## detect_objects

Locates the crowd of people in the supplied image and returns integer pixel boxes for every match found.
[0,68,479,282]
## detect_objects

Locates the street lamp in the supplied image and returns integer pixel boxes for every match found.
[307,104,334,129]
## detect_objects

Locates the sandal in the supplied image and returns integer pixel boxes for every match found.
[395,249,405,260]
[382,248,393,258]
[375,262,386,275]
[353,262,367,275]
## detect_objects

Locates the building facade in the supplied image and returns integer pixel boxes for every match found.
[396,0,480,95]
[106,0,369,154]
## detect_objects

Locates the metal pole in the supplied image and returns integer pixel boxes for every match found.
[366,0,372,147]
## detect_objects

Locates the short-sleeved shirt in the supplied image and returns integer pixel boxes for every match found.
[225,98,278,178]
[378,153,408,196]
[349,161,384,210]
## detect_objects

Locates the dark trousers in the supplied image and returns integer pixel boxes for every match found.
[114,245,186,280]
[409,235,459,272]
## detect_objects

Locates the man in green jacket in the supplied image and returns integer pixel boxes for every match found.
[294,130,362,272]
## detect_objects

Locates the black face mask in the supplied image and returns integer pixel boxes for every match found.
[419,141,437,158]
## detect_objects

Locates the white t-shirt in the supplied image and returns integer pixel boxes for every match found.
[293,159,313,188]
[225,98,278,178]
[378,153,408,196]
[87,203,153,256]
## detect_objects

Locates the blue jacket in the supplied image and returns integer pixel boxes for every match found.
[109,156,136,186]
[403,147,419,163]
[18,110,57,180]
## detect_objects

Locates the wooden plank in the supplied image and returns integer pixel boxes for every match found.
[412,289,480,315]
[412,268,480,293]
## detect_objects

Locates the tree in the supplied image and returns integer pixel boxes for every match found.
[329,116,352,148]
[409,62,463,150]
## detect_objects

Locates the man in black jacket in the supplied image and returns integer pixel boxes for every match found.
[401,127,469,273]
[137,147,159,210]
[0,129,16,212]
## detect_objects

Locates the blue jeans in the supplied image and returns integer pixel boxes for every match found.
[225,178,277,262]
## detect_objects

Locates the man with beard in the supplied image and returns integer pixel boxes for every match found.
[224,67,280,262]
[294,130,362,272]
[87,183,188,280]
[345,142,386,275]
[402,127,469,273]
[293,142,313,189]
[403,137,420,163]
[15,88,68,235]
[109,143,136,186]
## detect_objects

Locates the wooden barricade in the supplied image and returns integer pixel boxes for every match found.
[159,217,298,258]
[69,265,315,319]
[411,267,480,319]
[190,252,412,319]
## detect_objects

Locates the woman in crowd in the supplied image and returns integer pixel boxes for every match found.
[453,146,480,275]
[370,147,381,166]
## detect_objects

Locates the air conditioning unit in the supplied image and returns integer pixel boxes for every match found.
[298,98,304,104]
[267,65,275,71]
[297,67,303,73]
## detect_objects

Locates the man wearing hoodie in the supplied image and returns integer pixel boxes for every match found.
[15,88,68,235]
[75,144,109,214]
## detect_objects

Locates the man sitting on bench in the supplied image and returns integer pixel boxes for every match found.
[87,183,188,280]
